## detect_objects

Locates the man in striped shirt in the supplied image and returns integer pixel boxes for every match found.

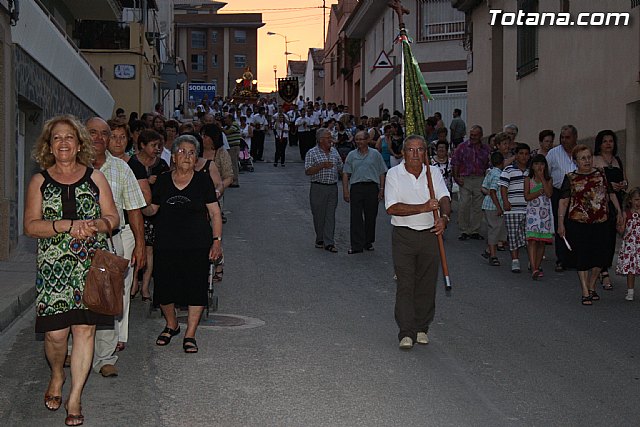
[499,143,531,273]
[546,125,578,271]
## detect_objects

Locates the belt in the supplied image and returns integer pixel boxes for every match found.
[112,228,121,236]
[352,181,377,186]
[312,181,337,186]
[395,225,434,232]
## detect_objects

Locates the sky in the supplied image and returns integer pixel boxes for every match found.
[218,0,335,92]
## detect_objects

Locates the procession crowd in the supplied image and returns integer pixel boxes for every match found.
[22,92,640,425]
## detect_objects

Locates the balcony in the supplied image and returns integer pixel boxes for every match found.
[11,0,114,117]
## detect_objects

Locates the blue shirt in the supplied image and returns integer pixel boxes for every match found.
[482,167,503,211]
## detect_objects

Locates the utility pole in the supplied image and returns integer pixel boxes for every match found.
[323,0,326,46]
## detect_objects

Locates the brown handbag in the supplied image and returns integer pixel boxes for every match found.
[83,218,130,316]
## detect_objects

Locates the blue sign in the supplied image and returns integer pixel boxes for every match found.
[188,83,217,104]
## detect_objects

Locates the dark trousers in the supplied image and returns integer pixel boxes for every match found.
[274,137,287,165]
[349,182,380,251]
[309,182,338,246]
[392,226,439,341]
[298,131,309,160]
[551,187,573,268]
[251,129,265,160]
[289,131,298,146]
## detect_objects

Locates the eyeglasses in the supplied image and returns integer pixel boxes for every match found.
[110,135,128,142]
[51,134,76,143]
[176,148,197,157]
[405,147,426,154]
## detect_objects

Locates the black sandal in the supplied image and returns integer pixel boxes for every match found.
[600,271,613,290]
[589,290,600,301]
[581,295,593,306]
[183,337,198,353]
[324,245,338,253]
[156,326,180,346]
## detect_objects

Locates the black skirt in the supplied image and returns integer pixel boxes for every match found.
[153,248,209,306]
[565,219,609,271]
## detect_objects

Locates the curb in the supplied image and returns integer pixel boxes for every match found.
[0,285,36,333]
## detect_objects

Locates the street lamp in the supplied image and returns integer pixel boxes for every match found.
[267,31,299,74]
[273,65,277,92]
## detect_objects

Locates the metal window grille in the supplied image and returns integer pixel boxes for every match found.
[516,0,539,78]
[211,31,218,43]
[417,0,465,42]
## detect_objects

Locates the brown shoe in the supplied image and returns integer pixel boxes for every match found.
[99,364,118,377]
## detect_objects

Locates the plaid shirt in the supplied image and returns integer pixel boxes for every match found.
[481,167,504,211]
[305,145,343,184]
[99,152,146,227]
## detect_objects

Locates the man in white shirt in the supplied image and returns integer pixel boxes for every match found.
[547,124,578,271]
[251,107,269,161]
[384,135,451,350]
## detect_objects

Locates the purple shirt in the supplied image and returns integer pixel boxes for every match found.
[451,140,491,177]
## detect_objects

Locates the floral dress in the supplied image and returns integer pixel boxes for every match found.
[35,168,111,333]
[616,211,640,275]
[525,180,554,242]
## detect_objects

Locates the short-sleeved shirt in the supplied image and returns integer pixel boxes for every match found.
[99,152,146,227]
[482,167,504,211]
[305,145,343,184]
[343,148,387,185]
[547,144,576,189]
[560,169,610,223]
[151,171,218,250]
[385,164,451,230]
[214,149,234,181]
[450,140,491,177]
[450,117,466,140]
[224,123,241,147]
[498,164,529,214]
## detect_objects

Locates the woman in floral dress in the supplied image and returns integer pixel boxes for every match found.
[24,115,119,425]
[524,155,554,280]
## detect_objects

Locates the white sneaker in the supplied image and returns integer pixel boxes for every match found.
[399,337,413,349]
[416,332,429,345]
[625,292,634,301]
[511,259,521,273]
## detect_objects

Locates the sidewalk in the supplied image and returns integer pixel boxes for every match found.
[0,237,36,333]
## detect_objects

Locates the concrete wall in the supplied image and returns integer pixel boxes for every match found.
[0,7,15,259]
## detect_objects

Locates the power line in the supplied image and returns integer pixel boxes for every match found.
[220,7,323,12]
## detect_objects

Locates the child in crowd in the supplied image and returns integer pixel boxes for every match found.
[481,151,506,266]
[524,154,554,280]
[499,143,531,273]
[431,141,453,193]
[616,187,640,301]
[494,132,515,167]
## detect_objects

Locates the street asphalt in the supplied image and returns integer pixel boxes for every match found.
[1,133,639,426]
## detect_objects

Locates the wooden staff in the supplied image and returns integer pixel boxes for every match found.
[425,163,452,292]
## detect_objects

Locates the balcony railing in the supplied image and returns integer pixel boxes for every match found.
[418,21,465,42]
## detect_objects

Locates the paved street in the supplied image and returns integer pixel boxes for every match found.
[1,136,639,426]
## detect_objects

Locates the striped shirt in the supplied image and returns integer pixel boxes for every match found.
[547,144,576,189]
[498,164,529,213]
[224,123,241,147]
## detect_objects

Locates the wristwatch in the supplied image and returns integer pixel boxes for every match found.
[212,236,222,241]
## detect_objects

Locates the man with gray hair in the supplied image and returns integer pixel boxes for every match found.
[305,128,343,252]
[547,125,578,271]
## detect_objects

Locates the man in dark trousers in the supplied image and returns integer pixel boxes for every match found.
[384,135,451,350]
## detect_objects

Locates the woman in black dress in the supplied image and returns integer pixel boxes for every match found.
[593,130,629,290]
[143,135,222,353]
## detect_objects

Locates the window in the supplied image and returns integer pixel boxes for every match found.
[191,54,205,72]
[426,83,468,94]
[191,30,206,49]
[517,0,539,78]
[417,0,465,42]
[211,54,218,67]
[211,30,218,43]
[234,55,247,68]
[234,30,247,43]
